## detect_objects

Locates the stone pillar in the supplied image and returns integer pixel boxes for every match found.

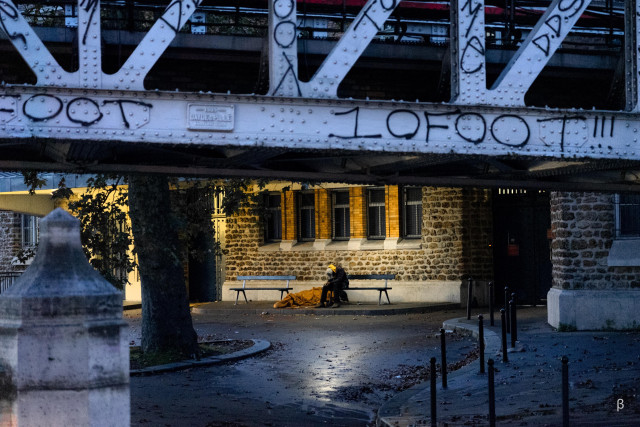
[0,208,129,426]
[548,192,640,330]
[0,210,22,271]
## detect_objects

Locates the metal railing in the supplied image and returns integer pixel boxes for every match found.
[0,271,22,294]
[7,0,626,50]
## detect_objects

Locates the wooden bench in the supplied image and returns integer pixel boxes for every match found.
[230,275,296,305]
[345,274,395,305]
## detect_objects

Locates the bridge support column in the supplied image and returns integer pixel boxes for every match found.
[548,192,640,330]
[0,208,129,426]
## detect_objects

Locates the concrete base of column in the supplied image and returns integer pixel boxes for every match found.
[547,288,640,330]
[13,386,130,426]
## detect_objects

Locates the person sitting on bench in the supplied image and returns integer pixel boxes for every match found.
[316,264,348,308]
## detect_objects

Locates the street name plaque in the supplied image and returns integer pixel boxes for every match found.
[187,104,235,131]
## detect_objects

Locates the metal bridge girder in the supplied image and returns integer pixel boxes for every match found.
[1,86,639,161]
[0,0,640,171]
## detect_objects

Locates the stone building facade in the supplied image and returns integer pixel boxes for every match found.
[1,177,638,330]
[548,192,640,330]
[222,184,494,304]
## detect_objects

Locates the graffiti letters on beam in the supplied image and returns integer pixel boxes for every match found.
[269,0,401,98]
[1,89,637,160]
[1,93,152,129]
[0,0,26,45]
[0,0,200,90]
[460,0,484,75]
[532,0,586,57]
[327,106,624,156]
[451,0,593,107]
[160,0,203,35]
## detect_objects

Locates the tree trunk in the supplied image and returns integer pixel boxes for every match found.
[128,174,198,356]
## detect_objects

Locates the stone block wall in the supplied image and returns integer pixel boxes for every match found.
[0,211,22,271]
[424,187,494,281]
[548,191,640,330]
[550,191,640,290]
[224,186,494,289]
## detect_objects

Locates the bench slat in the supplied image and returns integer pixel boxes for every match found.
[232,275,296,305]
[347,274,395,280]
[343,274,395,305]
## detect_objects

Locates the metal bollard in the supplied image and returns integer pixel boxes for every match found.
[466,276,473,320]
[511,292,518,342]
[489,281,495,326]
[440,328,447,389]
[509,300,516,348]
[478,315,485,374]
[504,286,511,334]
[500,309,508,362]
[488,359,496,427]
[562,356,569,427]
[430,357,437,427]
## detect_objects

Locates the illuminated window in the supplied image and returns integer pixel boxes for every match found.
[264,193,282,242]
[368,188,386,239]
[297,191,315,241]
[403,187,423,238]
[332,190,350,240]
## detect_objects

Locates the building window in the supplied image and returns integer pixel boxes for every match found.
[332,190,350,240]
[264,193,282,242]
[403,187,423,238]
[368,188,386,239]
[21,214,39,248]
[615,194,640,238]
[297,191,315,241]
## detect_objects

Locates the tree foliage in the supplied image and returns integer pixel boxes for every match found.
[22,171,46,195]
[66,175,136,290]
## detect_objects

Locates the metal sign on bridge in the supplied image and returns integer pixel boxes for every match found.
[0,0,639,189]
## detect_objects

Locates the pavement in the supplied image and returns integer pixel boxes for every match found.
[124,301,640,426]
[377,307,640,426]
[189,300,460,316]
[127,301,477,426]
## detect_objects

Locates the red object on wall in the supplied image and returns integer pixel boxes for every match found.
[507,244,519,257]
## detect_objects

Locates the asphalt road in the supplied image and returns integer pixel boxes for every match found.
[126,307,477,426]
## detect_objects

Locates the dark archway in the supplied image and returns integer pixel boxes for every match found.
[492,189,552,306]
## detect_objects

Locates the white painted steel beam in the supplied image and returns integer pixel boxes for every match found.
[269,0,400,98]
[269,0,300,96]
[450,0,487,104]
[0,0,639,166]
[1,87,639,161]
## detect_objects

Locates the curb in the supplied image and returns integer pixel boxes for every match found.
[192,303,460,316]
[376,316,500,427]
[443,316,502,357]
[130,339,271,376]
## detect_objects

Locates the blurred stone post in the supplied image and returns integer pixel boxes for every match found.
[0,208,129,426]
